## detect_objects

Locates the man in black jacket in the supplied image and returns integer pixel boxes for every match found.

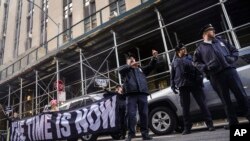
[171,44,214,135]
[193,24,250,128]
[119,50,158,141]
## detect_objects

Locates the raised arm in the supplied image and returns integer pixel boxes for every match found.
[141,50,158,76]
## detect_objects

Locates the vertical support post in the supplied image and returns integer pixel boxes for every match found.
[155,8,171,70]
[220,14,233,45]
[19,78,23,118]
[80,49,85,95]
[35,70,38,114]
[7,85,11,129]
[84,68,87,94]
[136,48,141,66]
[8,85,11,107]
[106,61,111,90]
[112,31,122,85]
[220,0,240,49]
[31,91,34,115]
[56,58,60,107]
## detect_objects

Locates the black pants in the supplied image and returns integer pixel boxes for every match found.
[127,94,148,136]
[179,86,213,129]
[119,103,127,137]
[210,68,250,126]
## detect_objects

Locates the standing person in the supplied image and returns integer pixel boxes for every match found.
[104,85,127,140]
[193,24,250,128]
[115,85,127,140]
[4,111,19,141]
[119,50,158,141]
[171,43,215,135]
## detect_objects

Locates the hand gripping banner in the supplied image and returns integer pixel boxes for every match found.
[10,95,119,141]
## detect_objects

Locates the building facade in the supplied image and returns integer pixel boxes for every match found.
[0,0,249,130]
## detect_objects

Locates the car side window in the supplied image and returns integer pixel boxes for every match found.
[81,99,94,107]
[69,100,82,110]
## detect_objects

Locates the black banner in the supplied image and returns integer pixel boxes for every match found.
[10,95,119,141]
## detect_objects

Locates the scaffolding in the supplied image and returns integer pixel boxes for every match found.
[0,0,250,130]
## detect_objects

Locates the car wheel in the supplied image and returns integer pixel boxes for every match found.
[149,107,176,135]
[81,134,98,141]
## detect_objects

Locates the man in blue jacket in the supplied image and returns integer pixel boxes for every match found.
[193,24,250,128]
[119,50,158,141]
[171,43,214,135]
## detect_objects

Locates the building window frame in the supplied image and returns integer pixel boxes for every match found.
[109,0,126,18]
[26,0,34,50]
[0,0,10,65]
[14,0,23,58]
[63,0,73,42]
[40,0,49,47]
[84,0,96,32]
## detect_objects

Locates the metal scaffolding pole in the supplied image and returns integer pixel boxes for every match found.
[221,13,233,44]
[136,48,141,66]
[56,59,60,107]
[155,8,171,70]
[106,61,111,90]
[220,0,240,49]
[8,85,11,107]
[112,31,122,85]
[19,78,23,118]
[84,68,87,94]
[32,91,34,115]
[7,85,11,129]
[80,49,85,95]
[35,71,38,114]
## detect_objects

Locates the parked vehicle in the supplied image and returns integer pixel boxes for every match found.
[147,47,250,135]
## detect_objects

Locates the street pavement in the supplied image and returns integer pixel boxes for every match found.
[98,127,229,141]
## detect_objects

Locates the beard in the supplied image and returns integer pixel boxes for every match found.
[207,32,215,39]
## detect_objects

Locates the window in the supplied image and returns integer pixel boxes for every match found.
[84,0,96,32]
[0,0,10,65]
[26,0,34,50]
[14,0,22,58]
[63,0,73,42]
[109,0,126,18]
[40,0,48,46]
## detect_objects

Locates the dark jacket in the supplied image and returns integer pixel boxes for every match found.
[171,54,203,89]
[104,90,126,108]
[119,57,158,95]
[193,37,238,76]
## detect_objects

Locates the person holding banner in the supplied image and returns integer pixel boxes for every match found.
[104,85,127,140]
[4,111,19,141]
[119,49,158,141]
